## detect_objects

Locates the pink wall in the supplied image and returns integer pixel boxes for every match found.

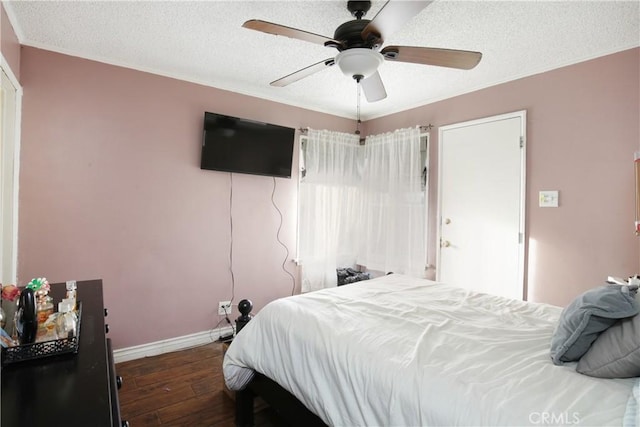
[1,2,20,80]
[366,48,640,307]
[17,42,640,348]
[18,46,354,349]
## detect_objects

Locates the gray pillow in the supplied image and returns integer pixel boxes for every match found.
[576,313,640,378]
[550,285,638,365]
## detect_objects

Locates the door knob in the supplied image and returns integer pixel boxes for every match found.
[444,218,451,225]
[441,240,451,247]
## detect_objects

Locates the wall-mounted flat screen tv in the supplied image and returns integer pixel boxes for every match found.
[201,112,295,178]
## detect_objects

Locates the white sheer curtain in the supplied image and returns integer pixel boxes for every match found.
[299,126,425,292]
[357,127,425,276]
[299,129,362,292]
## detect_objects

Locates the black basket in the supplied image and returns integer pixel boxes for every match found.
[1,301,82,366]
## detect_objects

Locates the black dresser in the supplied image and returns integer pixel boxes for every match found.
[1,279,127,427]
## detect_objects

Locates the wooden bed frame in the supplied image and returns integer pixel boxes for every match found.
[235,372,327,427]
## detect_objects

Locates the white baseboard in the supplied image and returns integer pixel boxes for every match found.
[113,325,234,364]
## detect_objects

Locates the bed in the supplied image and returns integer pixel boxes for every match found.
[223,274,639,426]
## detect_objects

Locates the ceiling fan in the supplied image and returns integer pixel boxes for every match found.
[242,0,482,103]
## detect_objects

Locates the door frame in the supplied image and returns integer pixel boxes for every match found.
[1,54,23,285]
[435,110,526,299]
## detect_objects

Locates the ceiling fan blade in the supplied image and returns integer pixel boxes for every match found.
[243,20,341,48]
[381,46,482,70]
[362,1,433,45]
[360,71,387,102]
[271,58,335,87]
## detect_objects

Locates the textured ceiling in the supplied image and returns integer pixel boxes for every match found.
[4,0,640,120]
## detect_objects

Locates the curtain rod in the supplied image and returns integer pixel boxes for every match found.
[299,124,433,134]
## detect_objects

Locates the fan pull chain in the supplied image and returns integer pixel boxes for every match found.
[355,81,362,135]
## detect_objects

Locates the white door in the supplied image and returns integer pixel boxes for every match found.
[437,111,525,300]
[0,66,20,285]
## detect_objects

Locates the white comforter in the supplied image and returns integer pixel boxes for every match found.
[223,274,637,426]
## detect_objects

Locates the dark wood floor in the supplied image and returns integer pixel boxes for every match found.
[116,341,282,426]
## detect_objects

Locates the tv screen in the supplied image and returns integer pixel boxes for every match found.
[201,112,295,178]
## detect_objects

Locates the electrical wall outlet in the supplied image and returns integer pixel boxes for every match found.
[218,301,232,316]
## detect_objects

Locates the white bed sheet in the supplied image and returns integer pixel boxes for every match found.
[223,274,637,426]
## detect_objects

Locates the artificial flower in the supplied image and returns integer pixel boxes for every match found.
[26,277,49,293]
[1,284,20,302]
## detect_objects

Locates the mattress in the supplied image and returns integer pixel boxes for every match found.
[223,274,638,426]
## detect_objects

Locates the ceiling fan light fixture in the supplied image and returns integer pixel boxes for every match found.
[335,48,383,80]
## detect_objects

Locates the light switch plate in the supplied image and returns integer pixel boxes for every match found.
[539,190,559,207]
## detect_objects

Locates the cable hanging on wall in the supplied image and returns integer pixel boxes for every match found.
[209,173,238,342]
[272,177,297,296]
[228,173,236,304]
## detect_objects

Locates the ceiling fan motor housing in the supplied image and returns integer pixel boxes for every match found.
[334,19,375,49]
